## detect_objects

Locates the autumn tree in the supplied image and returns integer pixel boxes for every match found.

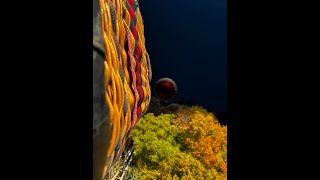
[182,111,227,175]
[129,106,227,179]
[130,113,180,166]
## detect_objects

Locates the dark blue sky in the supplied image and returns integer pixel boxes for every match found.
[139,0,227,113]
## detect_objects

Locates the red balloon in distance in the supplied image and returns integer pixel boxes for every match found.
[154,78,177,100]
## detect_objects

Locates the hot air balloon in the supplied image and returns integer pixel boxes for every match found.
[154,77,177,102]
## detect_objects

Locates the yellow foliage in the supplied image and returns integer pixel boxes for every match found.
[131,106,227,179]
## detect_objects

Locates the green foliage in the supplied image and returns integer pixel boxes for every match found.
[130,113,180,166]
[129,106,227,179]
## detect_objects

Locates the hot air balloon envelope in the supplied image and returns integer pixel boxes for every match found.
[155,78,177,100]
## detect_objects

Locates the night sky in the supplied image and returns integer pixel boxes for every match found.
[139,0,227,114]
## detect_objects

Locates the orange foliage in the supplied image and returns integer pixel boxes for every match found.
[130,106,227,179]
[179,109,227,176]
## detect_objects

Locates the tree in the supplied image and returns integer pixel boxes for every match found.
[129,106,227,179]
[130,113,180,166]
[182,111,227,175]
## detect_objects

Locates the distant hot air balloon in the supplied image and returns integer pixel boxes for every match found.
[155,77,177,101]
